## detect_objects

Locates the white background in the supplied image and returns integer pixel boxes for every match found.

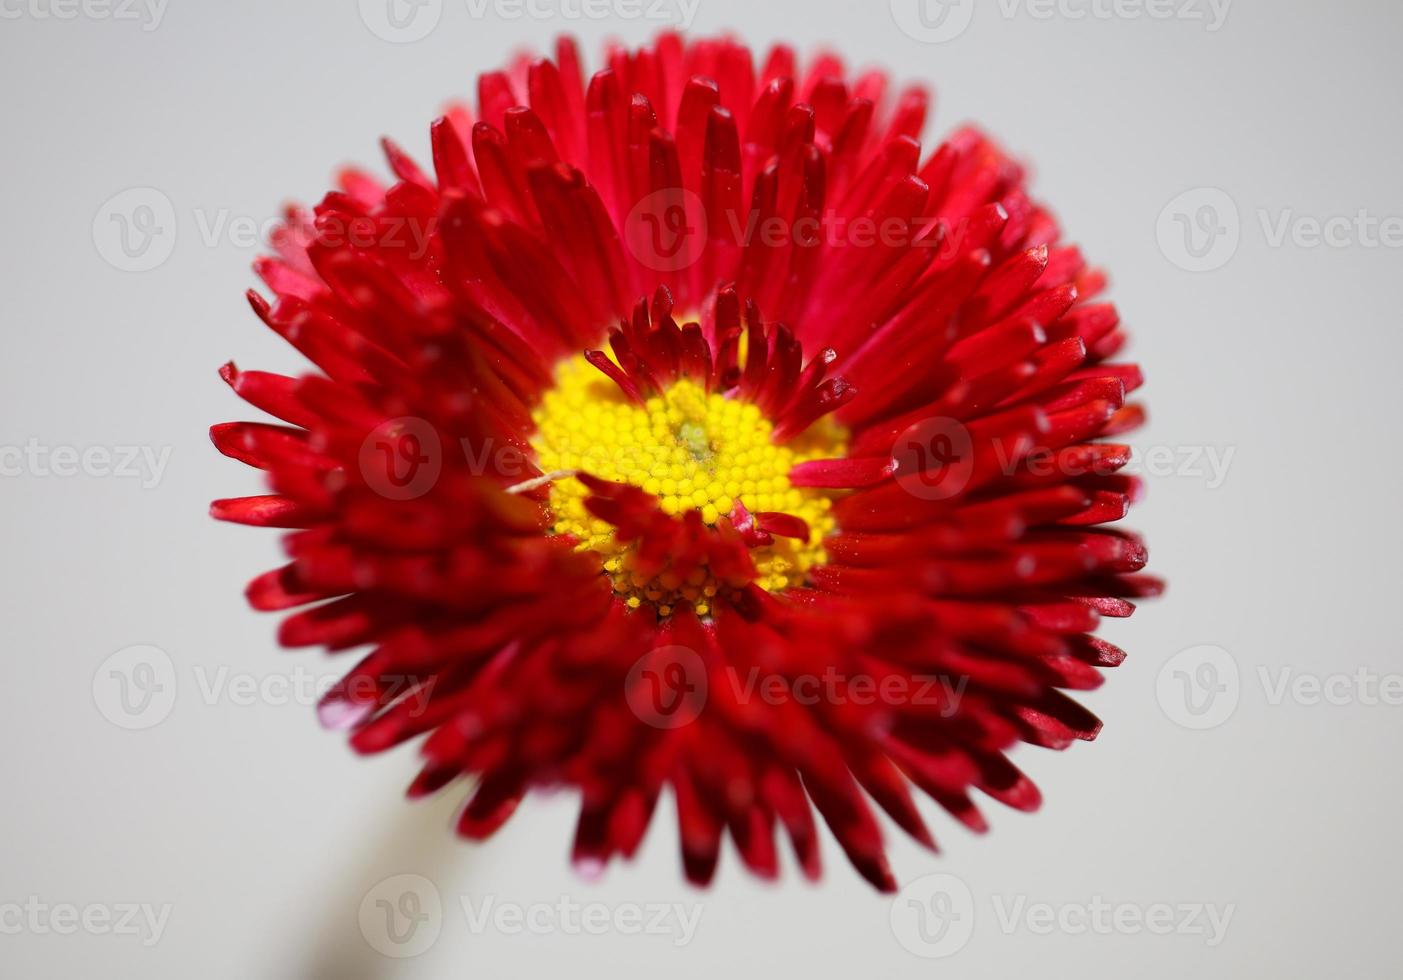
[2,0,1400,976]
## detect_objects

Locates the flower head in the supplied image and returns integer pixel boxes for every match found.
[212,33,1159,891]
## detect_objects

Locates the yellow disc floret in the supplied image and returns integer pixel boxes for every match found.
[530,355,845,616]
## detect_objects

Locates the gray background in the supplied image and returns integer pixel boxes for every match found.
[2,0,1400,976]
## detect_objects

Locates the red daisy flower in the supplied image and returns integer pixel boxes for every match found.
[212,33,1159,892]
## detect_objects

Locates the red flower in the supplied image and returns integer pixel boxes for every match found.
[212,33,1159,892]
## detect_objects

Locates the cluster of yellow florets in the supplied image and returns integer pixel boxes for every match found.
[530,355,843,616]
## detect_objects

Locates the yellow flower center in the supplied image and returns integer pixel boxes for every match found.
[530,355,845,616]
